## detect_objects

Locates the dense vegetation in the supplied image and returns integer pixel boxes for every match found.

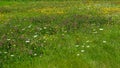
[0,1,120,68]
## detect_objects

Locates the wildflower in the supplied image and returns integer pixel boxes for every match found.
[99,28,104,31]
[10,55,14,57]
[103,40,107,43]
[7,39,11,41]
[43,27,47,29]
[86,40,90,43]
[81,50,85,52]
[77,53,80,56]
[34,53,37,56]
[75,45,79,47]
[57,11,64,14]
[33,35,38,38]
[4,52,8,54]
[40,28,42,30]
[64,31,67,33]
[26,40,30,43]
[13,44,16,47]
[86,45,90,48]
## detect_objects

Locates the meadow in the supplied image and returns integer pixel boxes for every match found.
[0,1,120,68]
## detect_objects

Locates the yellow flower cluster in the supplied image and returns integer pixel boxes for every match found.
[101,7,120,14]
[0,13,4,18]
[0,13,5,22]
[28,7,65,15]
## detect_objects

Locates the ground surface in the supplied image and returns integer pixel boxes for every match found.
[0,1,120,68]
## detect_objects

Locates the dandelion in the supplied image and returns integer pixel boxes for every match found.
[99,28,104,31]
[81,50,85,53]
[33,35,38,38]
[10,55,14,57]
[103,40,107,43]
[77,53,80,56]
[101,7,120,14]
[57,11,64,14]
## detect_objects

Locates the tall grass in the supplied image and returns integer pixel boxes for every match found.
[0,1,120,68]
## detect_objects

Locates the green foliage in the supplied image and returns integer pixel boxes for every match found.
[0,1,120,68]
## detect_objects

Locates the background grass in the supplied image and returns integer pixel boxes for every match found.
[0,1,120,68]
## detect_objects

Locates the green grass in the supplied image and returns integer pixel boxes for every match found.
[0,1,120,68]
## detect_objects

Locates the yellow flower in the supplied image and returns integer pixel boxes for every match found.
[56,11,64,14]
[28,7,65,15]
[101,7,120,14]
[0,13,4,18]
